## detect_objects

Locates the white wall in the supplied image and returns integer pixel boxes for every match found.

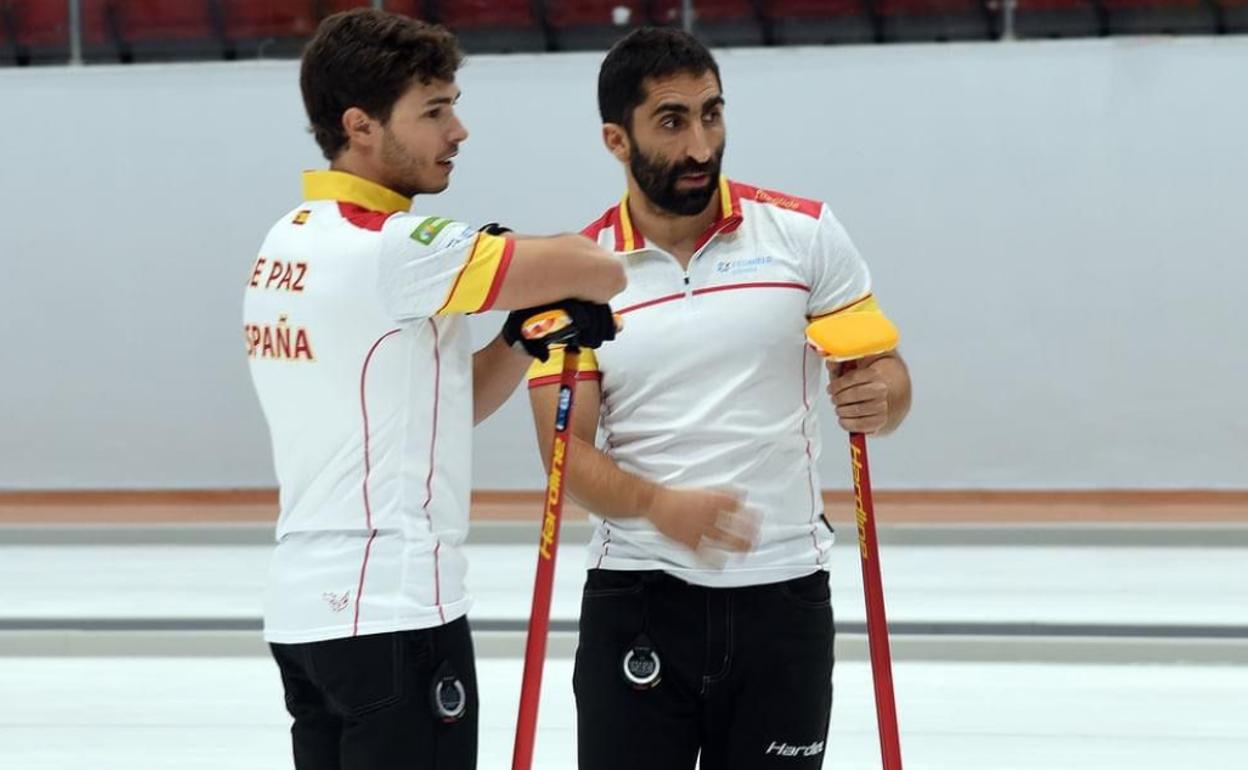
[1,37,1245,490]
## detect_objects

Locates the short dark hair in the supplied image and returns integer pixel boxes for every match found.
[598,27,721,128]
[301,9,463,160]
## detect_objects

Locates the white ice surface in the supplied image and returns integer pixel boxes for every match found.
[0,656,1244,769]
[1,542,1245,627]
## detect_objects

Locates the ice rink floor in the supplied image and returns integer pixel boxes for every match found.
[3,539,1246,628]
[2,656,1245,769]
[1,531,1245,768]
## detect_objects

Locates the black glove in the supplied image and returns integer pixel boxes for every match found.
[503,300,617,362]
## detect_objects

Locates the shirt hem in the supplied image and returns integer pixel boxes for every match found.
[588,557,826,588]
[264,604,469,645]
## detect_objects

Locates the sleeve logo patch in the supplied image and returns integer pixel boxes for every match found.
[292,209,311,225]
[411,216,452,245]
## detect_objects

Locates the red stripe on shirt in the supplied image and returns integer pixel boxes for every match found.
[730,181,822,219]
[355,328,402,634]
[617,282,809,317]
[617,292,686,315]
[435,234,481,315]
[360,329,401,529]
[352,529,379,636]
[800,348,827,564]
[477,237,516,313]
[692,218,739,253]
[582,206,616,240]
[692,281,809,298]
[423,319,447,625]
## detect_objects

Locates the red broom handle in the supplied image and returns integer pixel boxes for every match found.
[844,361,903,770]
[511,346,581,770]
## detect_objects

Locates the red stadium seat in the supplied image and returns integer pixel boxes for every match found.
[1013,0,1100,37]
[868,0,993,40]
[765,0,878,43]
[88,1,215,44]
[1099,0,1200,9]
[1097,0,1216,33]
[80,1,221,62]
[544,0,646,50]
[1017,0,1091,9]
[429,0,545,52]
[652,0,755,23]
[370,0,427,19]
[437,0,536,28]
[545,0,646,27]
[322,0,378,15]
[874,0,983,14]
[5,0,70,49]
[221,0,317,40]
[766,0,870,19]
[651,0,765,45]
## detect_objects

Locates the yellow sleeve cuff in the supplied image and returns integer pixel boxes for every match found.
[436,233,515,315]
[526,347,601,388]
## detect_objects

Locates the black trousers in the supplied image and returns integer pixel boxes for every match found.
[574,569,835,770]
[270,617,478,770]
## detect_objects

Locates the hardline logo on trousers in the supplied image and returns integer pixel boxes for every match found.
[765,740,825,758]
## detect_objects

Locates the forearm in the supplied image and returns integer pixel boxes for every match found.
[530,380,657,520]
[472,334,530,425]
[557,437,659,520]
[870,353,911,436]
[490,236,626,309]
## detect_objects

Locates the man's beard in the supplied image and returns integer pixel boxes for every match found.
[380,128,442,197]
[629,137,725,217]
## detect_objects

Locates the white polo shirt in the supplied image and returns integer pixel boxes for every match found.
[245,170,514,643]
[530,177,879,588]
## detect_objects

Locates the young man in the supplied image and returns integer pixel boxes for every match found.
[244,10,624,769]
[528,29,912,770]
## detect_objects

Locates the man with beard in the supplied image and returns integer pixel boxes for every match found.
[527,28,912,770]
[244,9,625,769]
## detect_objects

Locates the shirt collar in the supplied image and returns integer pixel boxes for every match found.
[615,175,744,253]
[302,169,412,214]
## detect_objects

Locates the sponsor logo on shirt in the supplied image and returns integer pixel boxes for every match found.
[292,209,311,225]
[753,189,803,211]
[411,216,453,245]
[322,591,350,613]
[715,256,774,275]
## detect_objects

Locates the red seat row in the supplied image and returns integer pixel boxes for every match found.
[1,1,368,46]
[3,0,1242,55]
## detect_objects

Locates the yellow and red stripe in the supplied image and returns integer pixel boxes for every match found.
[436,233,516,315]
[527,347,600,389]
[615,195,646,252]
